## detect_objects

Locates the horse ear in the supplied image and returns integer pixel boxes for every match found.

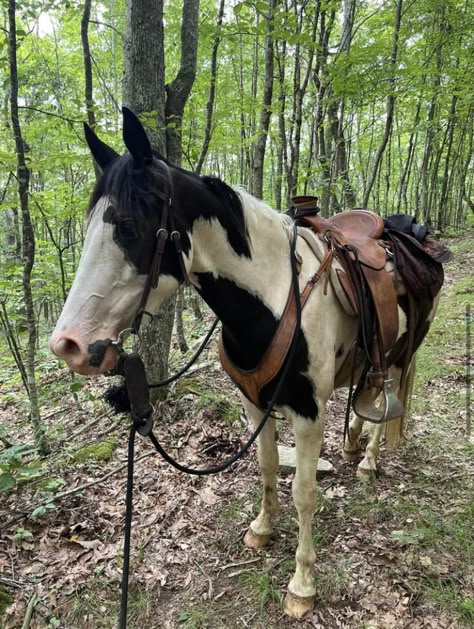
[122,106,153,169]
[83,123,120,171]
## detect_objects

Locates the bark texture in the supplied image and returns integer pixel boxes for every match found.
[253,0,277,199]
[8,0,49,455]
[123,0,199,400]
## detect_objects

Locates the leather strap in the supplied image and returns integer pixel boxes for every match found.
[133,160,190,331]
[218,245,334,409]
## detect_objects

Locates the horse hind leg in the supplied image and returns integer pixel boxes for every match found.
[357,364,411,479]
[241,397,279,550]
[342,387,379,463]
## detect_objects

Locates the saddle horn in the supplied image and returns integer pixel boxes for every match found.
[83,123,120,171]
[122,106,153,169]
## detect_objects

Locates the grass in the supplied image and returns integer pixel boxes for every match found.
[421,579,474,626]
[68,580,153,628]
[196,389,241,425]
[314,560,351,605]
[220,496,248,523]
[177,608,208,628]
[240,570,282,615]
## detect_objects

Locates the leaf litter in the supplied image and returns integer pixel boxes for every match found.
[0,234,473,628]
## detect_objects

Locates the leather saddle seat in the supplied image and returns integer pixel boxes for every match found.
[307,210,387,270]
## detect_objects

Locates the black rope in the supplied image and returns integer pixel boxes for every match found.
[148,317,219,388]
[119,425,136,629]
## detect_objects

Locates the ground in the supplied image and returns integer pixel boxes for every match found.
[0,232,473,629]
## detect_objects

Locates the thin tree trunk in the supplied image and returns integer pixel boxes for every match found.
[275,37,287,210]
[8,0,49,455]
[253,0,277,199]
[81,0,96,129]
[362,0,403,208]
[175,287,189,354]
[438,94,458,230]
[195,0,225,174]
[396,94,422,212]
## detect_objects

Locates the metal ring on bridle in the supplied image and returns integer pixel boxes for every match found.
[110,327,135,352]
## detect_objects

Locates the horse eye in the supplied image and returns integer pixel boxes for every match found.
[117,220,137,242]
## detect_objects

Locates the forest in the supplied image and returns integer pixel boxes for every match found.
[0,0,473,627]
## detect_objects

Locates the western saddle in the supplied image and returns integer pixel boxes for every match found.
[219,196,446,426]
[291,196,404,423]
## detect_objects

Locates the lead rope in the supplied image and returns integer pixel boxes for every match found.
[118,224,302,629]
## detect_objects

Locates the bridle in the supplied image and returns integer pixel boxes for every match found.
[131,159,191,333]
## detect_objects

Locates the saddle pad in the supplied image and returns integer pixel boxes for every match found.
[297,226,357,317]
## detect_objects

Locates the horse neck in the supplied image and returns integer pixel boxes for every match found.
[189,191,293,369]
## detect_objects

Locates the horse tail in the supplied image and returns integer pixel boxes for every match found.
[384,355,416,449]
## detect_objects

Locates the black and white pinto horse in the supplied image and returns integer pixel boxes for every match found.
[50,109,439,619]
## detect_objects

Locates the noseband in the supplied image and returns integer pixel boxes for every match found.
[133,160,191,332]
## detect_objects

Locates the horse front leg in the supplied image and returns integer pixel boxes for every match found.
[241,397,279,549]
[284,405,326,620]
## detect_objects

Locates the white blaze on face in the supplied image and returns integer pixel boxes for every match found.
[49,197,146,374]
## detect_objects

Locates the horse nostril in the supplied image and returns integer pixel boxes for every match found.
[63,339,81,357]
[53,337,83,361]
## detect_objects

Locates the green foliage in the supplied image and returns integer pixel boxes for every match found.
[177,609,208,628]
[0,586,13,617]
[13,527,33,541]
[0,445,42,492]
[240,570,282,614]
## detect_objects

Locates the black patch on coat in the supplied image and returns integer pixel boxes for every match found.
[88,154,251,282]
[195,272,318,420]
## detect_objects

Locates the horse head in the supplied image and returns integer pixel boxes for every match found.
[49,108,192,375]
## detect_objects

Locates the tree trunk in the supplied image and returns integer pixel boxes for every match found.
[123,0,166,150]
[165,0,200,165]
[123,0,199,401]
[195,0,225,174]
[8,0,49,455]
[362,0,403,208]
[253,0,277,199]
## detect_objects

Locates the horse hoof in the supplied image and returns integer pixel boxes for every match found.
[342,448,359,462]
[283,592,314,619]
[243,527,270,550]
[357,464,377,481]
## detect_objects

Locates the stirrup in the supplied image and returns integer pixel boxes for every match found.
[353,378,404,424]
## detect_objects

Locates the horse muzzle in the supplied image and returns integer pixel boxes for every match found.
[50,330,119,375]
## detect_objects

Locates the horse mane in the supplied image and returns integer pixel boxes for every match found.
[88,153,250,254]
[87,153,170,224]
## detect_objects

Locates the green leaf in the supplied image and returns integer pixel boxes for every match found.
[14,527,33,540]
[31,502,56,520]
[0,472,15,492]
[70,381,84,393]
